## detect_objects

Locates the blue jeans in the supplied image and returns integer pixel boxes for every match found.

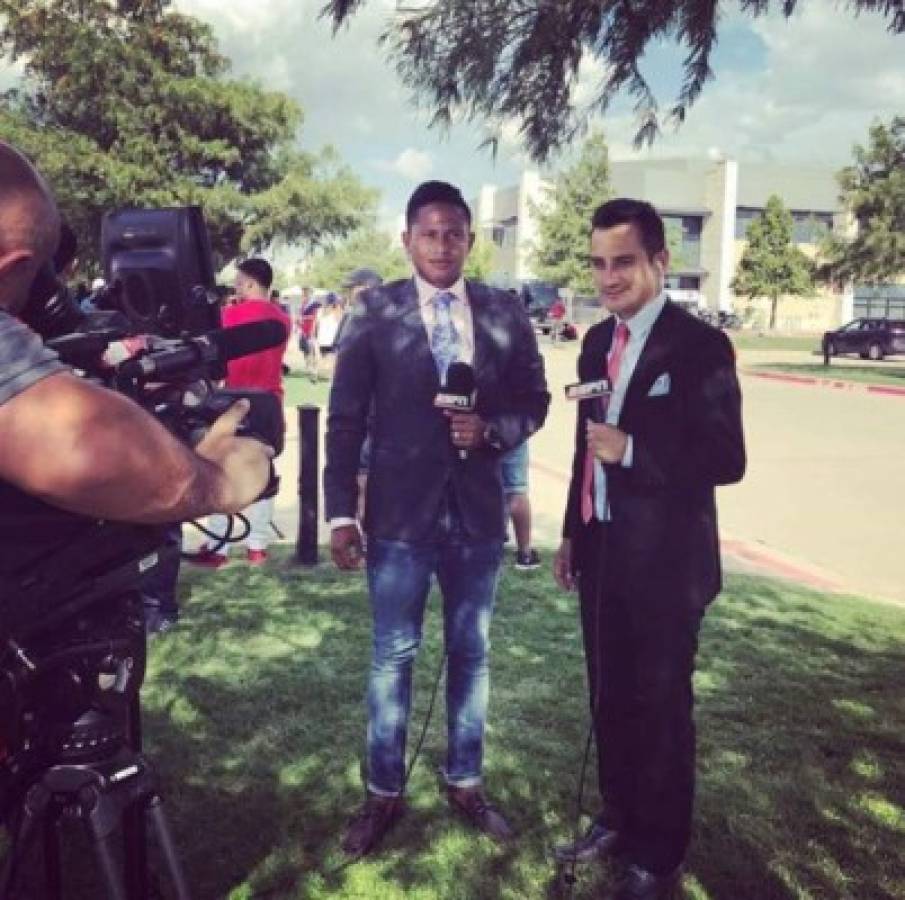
[365,536,504,795]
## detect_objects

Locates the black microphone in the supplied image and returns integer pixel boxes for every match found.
[564,377,612,423]
[118,319,288,380]
[435,362,476,459]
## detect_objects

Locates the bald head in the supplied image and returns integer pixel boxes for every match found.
[0,142,61,315]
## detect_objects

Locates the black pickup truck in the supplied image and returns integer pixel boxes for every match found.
[822,318,905,361]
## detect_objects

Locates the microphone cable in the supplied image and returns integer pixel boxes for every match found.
[559,511,608,898]
[182,513,250,560]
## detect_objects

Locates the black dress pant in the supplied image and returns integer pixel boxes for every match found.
[578,521,703,874]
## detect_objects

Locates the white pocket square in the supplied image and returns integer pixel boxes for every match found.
[648,373,671,397]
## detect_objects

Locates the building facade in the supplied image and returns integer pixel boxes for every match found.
[473,158,854,329]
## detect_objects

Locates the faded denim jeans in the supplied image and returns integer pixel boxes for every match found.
[365,535,503,796]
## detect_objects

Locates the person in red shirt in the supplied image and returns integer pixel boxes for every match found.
[548,295,567,343]
[193,258,290,567]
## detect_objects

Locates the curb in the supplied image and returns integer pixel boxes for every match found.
[740,367,905,398]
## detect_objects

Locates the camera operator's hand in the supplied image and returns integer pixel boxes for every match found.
[194,399,274,513]
[331,523,364,570]
[0,371,272,524]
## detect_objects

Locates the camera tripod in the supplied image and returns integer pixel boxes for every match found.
[0,719,191,900]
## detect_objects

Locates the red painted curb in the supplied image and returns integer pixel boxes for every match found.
[741,367,905,397]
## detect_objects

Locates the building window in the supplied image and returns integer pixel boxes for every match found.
[665,275,701,290]
[663,215,702,270]
[735,207,761,239]
[791,211,833,244]
[735,206,834,243]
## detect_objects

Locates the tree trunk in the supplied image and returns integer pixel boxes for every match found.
[769,295,778,330]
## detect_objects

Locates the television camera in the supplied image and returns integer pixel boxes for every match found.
[0,207,287,898]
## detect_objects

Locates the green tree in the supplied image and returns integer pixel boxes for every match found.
[326,1,904,161]
[732,195,813,329]
[531,131,611,294]
[305,227,410,289]
[463,233,496,282]
[665,218,698,273]
[820,116,905,285]
[0,0,376,269]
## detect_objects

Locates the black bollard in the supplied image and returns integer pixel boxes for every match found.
[296,404,320,566]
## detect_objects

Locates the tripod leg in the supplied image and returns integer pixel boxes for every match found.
[147,796,192,900]
[123,799,148,900]
[91,825,130,900]
[0,784,52,900]
[43,813,63,900]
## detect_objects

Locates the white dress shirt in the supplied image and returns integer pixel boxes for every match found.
[593,291,668,520]
[413,274,475,365]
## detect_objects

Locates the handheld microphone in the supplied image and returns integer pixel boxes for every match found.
[435,362,476,459]
[117,319,288,380]
[564,377,612,423]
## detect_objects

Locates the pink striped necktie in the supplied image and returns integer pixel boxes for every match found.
[580,321,631,524]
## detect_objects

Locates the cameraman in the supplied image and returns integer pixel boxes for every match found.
[0,142,273,524]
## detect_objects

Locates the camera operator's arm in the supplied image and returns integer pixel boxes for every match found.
[0,370,272,523]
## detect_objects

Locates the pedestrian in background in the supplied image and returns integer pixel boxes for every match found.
[192,258,290,568]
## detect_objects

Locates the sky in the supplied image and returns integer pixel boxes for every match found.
[166,0,903,230]
[3,0,903,234]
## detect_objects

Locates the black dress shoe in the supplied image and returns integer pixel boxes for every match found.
[553,821,621,864]
[610,863,681,899]
[341,792,406,857]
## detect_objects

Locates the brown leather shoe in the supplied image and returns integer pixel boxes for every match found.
[446,785,514,842]
[341,792,406,857]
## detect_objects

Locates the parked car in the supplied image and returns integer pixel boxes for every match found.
[822,318,905,361]
[519,280,562,333]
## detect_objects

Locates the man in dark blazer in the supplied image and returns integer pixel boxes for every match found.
[324,180,549,857]
[553,199,745,899]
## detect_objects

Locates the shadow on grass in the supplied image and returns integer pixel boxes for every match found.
[14,552,903,898]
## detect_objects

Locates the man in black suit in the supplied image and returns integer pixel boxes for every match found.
[553,199,745,899]
[324,180,549,857]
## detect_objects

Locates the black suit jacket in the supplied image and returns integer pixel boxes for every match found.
[325,278,550,542]
[563,300,746,610]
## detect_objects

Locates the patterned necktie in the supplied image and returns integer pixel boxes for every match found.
[431,291,459,383]
[581,321,631,524]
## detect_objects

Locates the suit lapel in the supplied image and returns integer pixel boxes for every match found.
[580,316,615,382]
[467,281,492,386]
[395,278,439,387]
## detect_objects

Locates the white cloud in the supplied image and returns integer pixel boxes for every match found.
[602,0,903,167]
[376,147,433,180]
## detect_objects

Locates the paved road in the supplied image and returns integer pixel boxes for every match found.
[721,350,902,603]
[258,341,900,605]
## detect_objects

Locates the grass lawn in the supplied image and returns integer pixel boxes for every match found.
[283,372,331,410]
[747,361,905,388]
[13,551,905,898]
[728,333,821,352]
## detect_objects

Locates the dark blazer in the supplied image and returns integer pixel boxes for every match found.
[563,300,745,610]
[324,278,550,542]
